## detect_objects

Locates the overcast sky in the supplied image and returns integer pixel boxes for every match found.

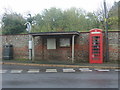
[0,0,119,16]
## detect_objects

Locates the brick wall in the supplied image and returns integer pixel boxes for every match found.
[0,31,119,62]
[0,35,2,59]
[108,32,119,61]
[74,32,89,62]
[0,34,29,59]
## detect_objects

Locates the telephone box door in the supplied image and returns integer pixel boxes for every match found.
[89,29,103,64]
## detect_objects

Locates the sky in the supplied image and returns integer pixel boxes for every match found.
[0,0,119,17]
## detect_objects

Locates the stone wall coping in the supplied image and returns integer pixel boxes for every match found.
[0,31,119,36]
[0,34,28,36]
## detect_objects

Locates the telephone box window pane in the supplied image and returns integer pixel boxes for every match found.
[47,38,56,49]
[60,38,70,47]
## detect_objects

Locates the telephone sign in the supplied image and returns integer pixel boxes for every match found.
[89,29,103,64]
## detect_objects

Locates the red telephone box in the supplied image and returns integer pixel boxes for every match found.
[89,29,103,64]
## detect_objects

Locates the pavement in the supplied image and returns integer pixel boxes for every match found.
[0,60,119,69]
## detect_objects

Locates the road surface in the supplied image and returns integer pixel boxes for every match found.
[1,64,119,88]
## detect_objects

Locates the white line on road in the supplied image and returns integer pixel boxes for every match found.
[0,70,7,73]
[1,68,115,73]
[80,70,93,72]
[10,70,23,73]
[27,69,40,73]
[63,68,75,72]
[79,68,92,72]
[115,69,120,72]
[79,68,90,70]
[95,69,110,72]
[46,69,57,72]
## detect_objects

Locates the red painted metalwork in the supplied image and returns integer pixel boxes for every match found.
[89,29,103,64]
